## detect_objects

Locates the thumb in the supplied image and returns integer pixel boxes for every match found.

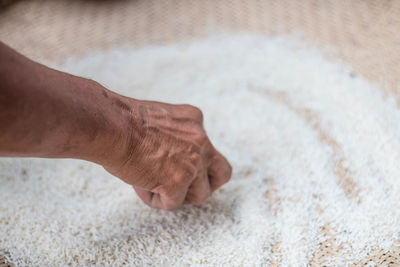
[133,186,153,206]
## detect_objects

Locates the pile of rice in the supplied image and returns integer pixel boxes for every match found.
[1,34,400,266]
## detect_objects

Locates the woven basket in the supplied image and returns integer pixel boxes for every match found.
[1,0,400,265]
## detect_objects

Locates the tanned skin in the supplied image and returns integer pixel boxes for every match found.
[0,42,232,210]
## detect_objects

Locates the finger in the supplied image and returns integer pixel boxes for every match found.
[157,190,187,210]
[149,170,192,210]
[207,150,232,192]
[133,186,153,206]
[135,185,187,211]
[184,171,211,205]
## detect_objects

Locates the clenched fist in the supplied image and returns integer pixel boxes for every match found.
[103,99,232,210]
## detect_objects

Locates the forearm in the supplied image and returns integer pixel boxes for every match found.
[0,42,134,164]
[0,42,232,210]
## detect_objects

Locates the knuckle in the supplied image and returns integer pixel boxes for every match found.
[194,131,208,144]
[174,176,187,187]
[173,171,192,186]
[195,109,204,122]
[189,152,201,163]
[183,104,204,122]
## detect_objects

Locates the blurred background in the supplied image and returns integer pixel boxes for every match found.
[1,0,400,96]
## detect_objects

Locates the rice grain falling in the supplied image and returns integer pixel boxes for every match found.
[1,34,400,266]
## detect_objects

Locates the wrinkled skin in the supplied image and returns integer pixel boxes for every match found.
[104,100,232,210]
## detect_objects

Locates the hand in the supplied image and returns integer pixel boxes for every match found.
[0,41,230,211]
[103,99,232,210]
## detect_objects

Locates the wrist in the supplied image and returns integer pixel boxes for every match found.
[81,81,142,167]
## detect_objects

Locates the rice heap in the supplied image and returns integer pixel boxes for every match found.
[1,34,400,266]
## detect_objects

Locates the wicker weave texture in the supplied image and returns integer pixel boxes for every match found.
[1,0,400,94]
[1,0,400,265]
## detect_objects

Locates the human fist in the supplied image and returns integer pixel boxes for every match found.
[103,98,232,210]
